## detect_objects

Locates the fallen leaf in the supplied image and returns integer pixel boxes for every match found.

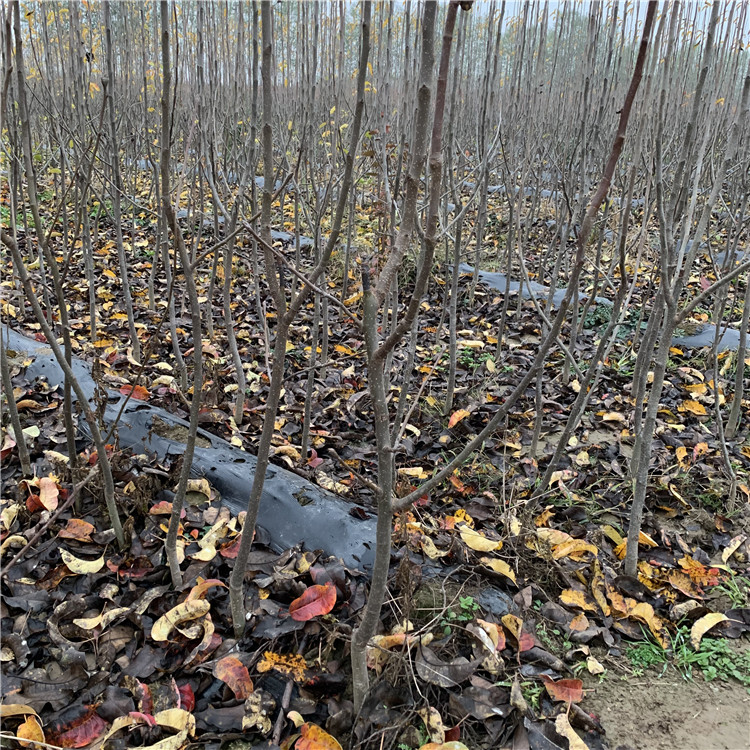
[460,525,503,552]
[16,714,45,749]
[690,613,728,650]
[214,655,254,699]
[289,583,337,621]
[39,477,59,511]
[680,399,707,416]
[119,384,150,401]
[448,409,471,429]
[479,557,516,583]
[540,675,584,704]
[554,713,589,750]
[151,600,211,641]
[296,722,343,750]
[58,518,96,541]
[60,550,105,575]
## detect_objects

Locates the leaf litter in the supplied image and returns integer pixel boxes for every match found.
[2,184,750,750]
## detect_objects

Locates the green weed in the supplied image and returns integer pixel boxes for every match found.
[626,625,750,687]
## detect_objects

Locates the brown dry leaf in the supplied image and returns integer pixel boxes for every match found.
[57,518,96,541]
[690,613,728,650]
[38,476,59,511]
[569,613,590,632]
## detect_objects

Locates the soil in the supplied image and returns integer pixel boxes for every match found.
[586,674,750,750]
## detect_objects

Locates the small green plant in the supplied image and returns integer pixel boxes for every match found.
[440,595,480,634]
[715,571,750,608]
[458,347,493,370]
[520,680,545,711]
[583,304,612,329]
[627,625,750,686]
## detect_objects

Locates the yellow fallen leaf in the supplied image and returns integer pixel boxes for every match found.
[151,600,210,641]
[560,589,598,612]
[551,539,598,561]
[680,399,707,416]
[420,536,449,560]
[690,612,728,650]
[459,525,503,552]
[721,534,747,563]
[60,550,105,574]
[586,656,605,675]
[479,557,516,583]
[17,714,45,749]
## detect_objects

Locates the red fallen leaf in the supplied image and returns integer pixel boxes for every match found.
[540,675,584,704]
[177,683,195,712]
[86,444,115,466]
[699,276,712,291]
[219,536,241,559]
[34,333,47,343]
[445,726,461,742]
[47,706,108,748]
[213,655,254,700]
[414,493,430,507]
[289,582,337,621]
[449,474,469,494]
[106,556,154,579]
[26,493,44,513]
[307,448,324,469]
[119,384,150,401]
[58,518,96,541]
[518,631,536,652]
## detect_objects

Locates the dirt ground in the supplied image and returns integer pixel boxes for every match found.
[586,674,750,750]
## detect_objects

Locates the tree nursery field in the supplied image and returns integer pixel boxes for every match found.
[1,2,750,749]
